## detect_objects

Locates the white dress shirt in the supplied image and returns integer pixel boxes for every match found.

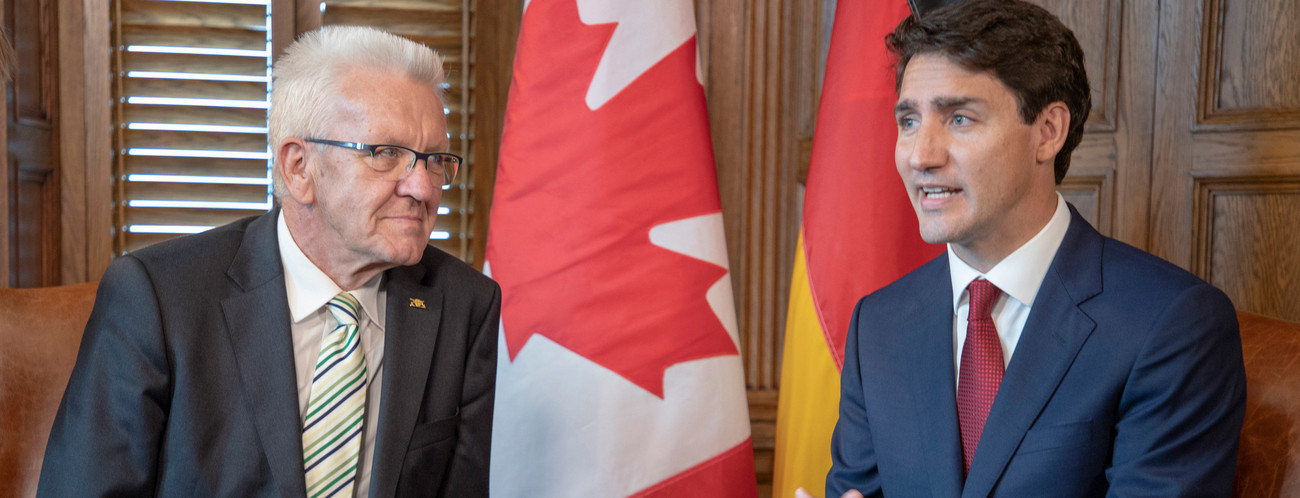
[278,213,386,498]
[949,194,1071,390]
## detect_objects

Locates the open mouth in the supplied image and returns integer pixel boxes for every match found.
[921,186,961,199]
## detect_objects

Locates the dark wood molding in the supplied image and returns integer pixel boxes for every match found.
[701,0,825,494]
[271,0,299,60]
[1059,171,1115,235]
[1196,0,1300,131]
[469,0,521,270]
[1191,176,1300,321]
[55,0,112,284]
[0,0,9,287]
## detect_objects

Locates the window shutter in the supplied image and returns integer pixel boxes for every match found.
[112,0,479,264]
[113,0,274,253]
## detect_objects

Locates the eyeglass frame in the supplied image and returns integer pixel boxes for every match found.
[303,138,462,187]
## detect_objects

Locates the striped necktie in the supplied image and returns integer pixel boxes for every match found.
[303,292,367,498]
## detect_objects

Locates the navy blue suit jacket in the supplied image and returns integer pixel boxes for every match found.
[827,206,1246,497]
[38,210,500,497]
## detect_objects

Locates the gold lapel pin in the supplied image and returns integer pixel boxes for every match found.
[409,298,427,309]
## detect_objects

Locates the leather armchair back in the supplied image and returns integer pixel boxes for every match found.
[0,282,97,498]
[1235,310,1300,497]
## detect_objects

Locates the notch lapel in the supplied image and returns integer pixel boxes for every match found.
[219,211,308,498]
[369,262,443,497]
[900,257,966,498]
[961,208,1104,498]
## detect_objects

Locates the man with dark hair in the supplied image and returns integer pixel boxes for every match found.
[813,0,1246,496]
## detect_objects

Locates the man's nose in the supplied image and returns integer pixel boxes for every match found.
[397,159,439,202]
[907,122,948,172]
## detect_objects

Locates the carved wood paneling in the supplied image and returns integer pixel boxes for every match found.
[6,0,61,287]
[470,0,521,268]
[1192,179,1300,321]
[1191,130,1300,176]
[1034,0,1155,250]
[58,0,113,283]
[1198,0,1300,130]
[0,7,8,286]
[11,167,58,286]
[748,388,778,497]
[1151,0,1207,269]
[1058,171,1113,235]
[701,0,822,494]
[1035,0,1121,132]
[700,0,806,394]
[1155,0,1300,283]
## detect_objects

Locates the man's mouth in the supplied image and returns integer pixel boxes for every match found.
[920,186,961,199]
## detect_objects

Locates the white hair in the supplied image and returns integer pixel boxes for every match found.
[268,25,446,198]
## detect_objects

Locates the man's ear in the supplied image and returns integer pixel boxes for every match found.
[1035,102,1071,165]
[278,138,315,205]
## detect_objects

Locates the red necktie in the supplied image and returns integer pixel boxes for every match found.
[957,279,1004,475]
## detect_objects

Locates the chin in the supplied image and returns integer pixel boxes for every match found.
[917,224,957,245]
[397,245,427,266]
[378,242,427,267]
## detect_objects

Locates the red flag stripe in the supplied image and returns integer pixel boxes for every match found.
[803,0,945,369]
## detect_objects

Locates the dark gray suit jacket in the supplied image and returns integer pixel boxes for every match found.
[38,210,500,497]
[827,206,1246,497]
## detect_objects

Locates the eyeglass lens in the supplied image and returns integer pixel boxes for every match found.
[370,146,458,186]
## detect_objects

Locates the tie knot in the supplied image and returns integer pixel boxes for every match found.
[327,292,361,328]
[967,279,1002,317]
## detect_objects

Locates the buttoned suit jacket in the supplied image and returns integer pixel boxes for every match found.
[37,210,500,497]
[826,206,1246,497]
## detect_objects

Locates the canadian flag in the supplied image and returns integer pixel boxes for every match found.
[484,0,757,496]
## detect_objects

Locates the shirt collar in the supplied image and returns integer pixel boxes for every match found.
[277,212,384,327]
[948,193,1071,314]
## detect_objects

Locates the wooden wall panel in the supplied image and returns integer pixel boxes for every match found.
[1192,180,1300,322]
[1154,0,1300,323]
[1058,171,1113,234]
[1199,0,1300,128]
[699,0,823,494]
[1034,0,1156,248]
[5,0,61,287]
[1036,0,1120,131]
[50,0,109,285]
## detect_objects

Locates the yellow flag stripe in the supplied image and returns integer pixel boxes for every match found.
[773,234,843,497]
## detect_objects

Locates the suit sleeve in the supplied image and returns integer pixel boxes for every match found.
[826,298,884,498]
[37,255,171,497]
[440,282,501,497]
[1105,283,1246,497]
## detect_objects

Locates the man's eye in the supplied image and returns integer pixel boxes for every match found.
[952,115,971,125]
[899,117,917,129]
[376,147,403,158]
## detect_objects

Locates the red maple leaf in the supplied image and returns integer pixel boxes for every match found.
[486,0,737,398]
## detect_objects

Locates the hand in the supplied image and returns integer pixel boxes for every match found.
[795,487,863,498]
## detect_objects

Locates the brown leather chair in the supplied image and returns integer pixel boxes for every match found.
[1235,310,1300,497]
[0,282,98,497]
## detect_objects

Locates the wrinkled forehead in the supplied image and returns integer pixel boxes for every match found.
[321,74,449,149]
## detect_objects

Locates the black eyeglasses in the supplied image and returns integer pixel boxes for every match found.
[304,138,462,187]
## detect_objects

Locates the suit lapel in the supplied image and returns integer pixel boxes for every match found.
[899,257,966,498]
[369,261,443,497]
[220,211,308,498]
[961,208,1104,498]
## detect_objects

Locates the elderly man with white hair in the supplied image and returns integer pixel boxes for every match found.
[39,26,499,498]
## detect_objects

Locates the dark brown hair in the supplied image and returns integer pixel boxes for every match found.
[887,0,1090,184]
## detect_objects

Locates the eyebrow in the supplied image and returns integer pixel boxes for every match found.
[894,96,986,115]
[932,97,983,112]
[894,100,917,115]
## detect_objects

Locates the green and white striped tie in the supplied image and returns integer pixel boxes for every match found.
[303,292,367,498]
